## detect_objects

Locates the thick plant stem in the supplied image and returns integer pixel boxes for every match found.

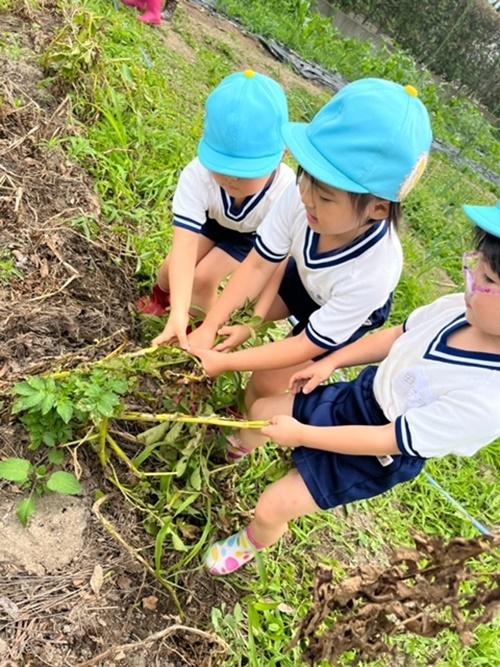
[98,418,109,467]
[119,411,269,429]
[45,344,201,380]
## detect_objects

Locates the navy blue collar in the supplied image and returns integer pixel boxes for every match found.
[425,314,500,371]
[302,220,389,269]
[220,174,274,222]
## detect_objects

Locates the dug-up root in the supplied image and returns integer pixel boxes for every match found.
[292,533,500,664]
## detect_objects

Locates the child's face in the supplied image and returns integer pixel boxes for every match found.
[211,172,272,199]
[464,252,500,337]
[298,172,389,237]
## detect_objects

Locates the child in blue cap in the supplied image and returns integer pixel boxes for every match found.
[139,71,294,348]
[190,79,432,417]
[203,201,500,576]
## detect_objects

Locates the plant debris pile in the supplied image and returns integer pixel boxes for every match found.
[292,533,500,664]
[0,10,136,387]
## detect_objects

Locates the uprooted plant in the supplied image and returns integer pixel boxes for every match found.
[5,343,269,608]
[291,532,500,665]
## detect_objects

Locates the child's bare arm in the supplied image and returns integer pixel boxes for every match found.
[290,325,404,393]
[193,332,323,377]
[153,227,198,348]
[262,416,398,456]
[214,260,288,352]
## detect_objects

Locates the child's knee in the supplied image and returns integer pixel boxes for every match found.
[248,370,275,398]
[193,265,218,296]
[248,397,271,421]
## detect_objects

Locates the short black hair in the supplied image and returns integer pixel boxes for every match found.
[475,226,500,277]
[296,166,402,229]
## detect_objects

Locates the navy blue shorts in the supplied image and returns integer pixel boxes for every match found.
[278,258,393,355]
[292,366,425,510]
[200,217,256,263]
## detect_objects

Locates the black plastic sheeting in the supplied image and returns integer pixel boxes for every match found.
[189,0,500,188]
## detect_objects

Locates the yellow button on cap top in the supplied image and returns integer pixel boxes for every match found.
[404,84,418,97]
[243,69,256,78]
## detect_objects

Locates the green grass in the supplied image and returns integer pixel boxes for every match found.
[0,250,24,285]
[216,0,500,176]
[26,0,500,664]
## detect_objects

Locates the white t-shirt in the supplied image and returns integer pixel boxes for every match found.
[172,158,295,234]
[374,293,500,459]
[254,183,403,348]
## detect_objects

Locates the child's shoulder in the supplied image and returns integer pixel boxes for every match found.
[180,157,213,184]
[405,293,465,331]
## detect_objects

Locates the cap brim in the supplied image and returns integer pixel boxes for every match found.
[463,204,500,238]
[282,122,369,193]
[198,139,283,179]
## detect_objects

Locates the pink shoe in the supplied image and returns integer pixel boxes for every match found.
[226,435,251,463]
[136,284,170,316]
[138,0,163,24]
[122,0,147,9]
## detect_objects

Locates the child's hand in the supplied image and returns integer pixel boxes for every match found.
[289,360,336,394]
[187,323,217,350]
[261,415,303,448]
[152,312,189,349]
[191,346,231,377]
[214,324,253,352]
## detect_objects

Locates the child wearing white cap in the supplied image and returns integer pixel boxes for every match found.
[190,79,432,420]
[139,71,294,349]
[203,201,500,576]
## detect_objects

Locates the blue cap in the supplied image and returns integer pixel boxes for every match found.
[198,70,288,179]
[463,202,500,238]
[282,78,432,202]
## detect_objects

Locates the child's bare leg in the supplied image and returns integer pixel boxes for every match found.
[191,248,239,314]
[205,469,319,575]
[244,361,311,411]
[157,235,215,292]
[239,393,294,452]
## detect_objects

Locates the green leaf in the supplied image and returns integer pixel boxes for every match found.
[56,400,73,424]
[26,376,45,391]
[46,471,82,495]
[170,528,188,552]
[14,381,38,396]
[96,392,119,417]
[189,467,202,491]
[40,393,55,415]
[15,392,45,411]
[48,449,65,465]
[0,458,32,483]
[16,497,36,526]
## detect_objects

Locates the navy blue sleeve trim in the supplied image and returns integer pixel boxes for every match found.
[173,213,203,230]
[402,317,409,332]
[173,219,201,233]
[305,321,338,350]
[254,235,287,263]
[395,416,421,457]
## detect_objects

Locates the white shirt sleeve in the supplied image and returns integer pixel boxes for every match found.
[404,294,465,332]
[254,182,297,263]
[306,273,394,349]
[172,160,209,234]
[395,385,500,458]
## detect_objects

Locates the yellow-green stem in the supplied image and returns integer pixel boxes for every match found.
[98,418,109,467]
[119,411,269,430]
